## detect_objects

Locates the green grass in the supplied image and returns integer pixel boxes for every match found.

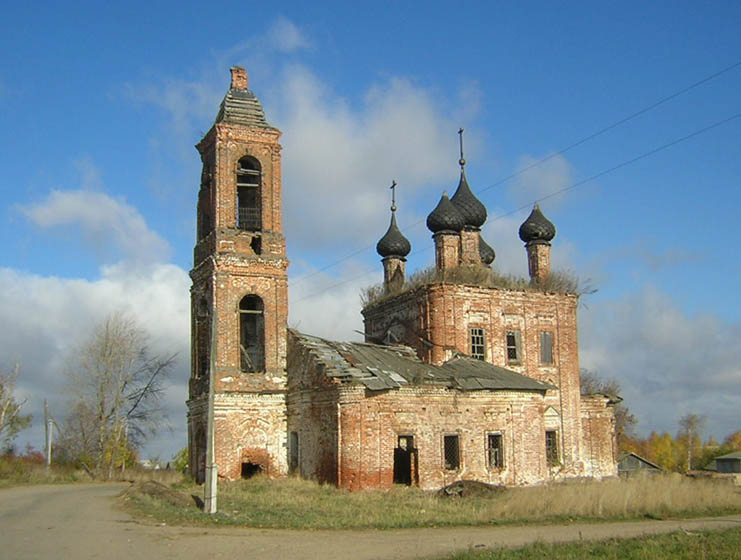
[443,526,741,560]
[121,474,741,530]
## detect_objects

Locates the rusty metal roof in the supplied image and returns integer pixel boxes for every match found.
[291,330,552,393]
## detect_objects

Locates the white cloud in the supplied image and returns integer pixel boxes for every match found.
[21,189,171,264]
[275,66,477,249]
[267,16,312,53]
[580,287,741,441]
[509,153,573,208]
[288,259,373,341]
[0,263,191,459]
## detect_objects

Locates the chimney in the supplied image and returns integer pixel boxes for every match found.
[230,66,248,90]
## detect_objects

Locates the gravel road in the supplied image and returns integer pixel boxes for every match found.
[3,483,741,560]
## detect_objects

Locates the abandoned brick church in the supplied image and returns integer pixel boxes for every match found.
[187,67,618,491]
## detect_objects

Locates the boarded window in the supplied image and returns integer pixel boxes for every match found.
[470,327,485,360]
[239,295,265,372]
[236,157,261,231]
[545,430,559,467]
[540,331,554,364]
[289,431,299,472]
[443,434,460,470]
[506,329,522,364]
[487,433,504,468]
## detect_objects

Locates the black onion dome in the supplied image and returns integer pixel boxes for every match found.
[427,192,465,233]
[518,204,556,244]
[376,212,411,258]
[450,171,487,228]
[478,234,495,265]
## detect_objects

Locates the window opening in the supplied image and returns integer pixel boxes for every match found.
[393,435,417,485]
[470,327,485,360]
[241,462,262,479]
[289,432,299,472]
[487,433,504,468]
[545,430,559,467]
[540,331,554,364]
[250,235,262,255]
[506,329,522,364]
[239,295,265,372]
[236,157,261,231]
[443,434,460,470]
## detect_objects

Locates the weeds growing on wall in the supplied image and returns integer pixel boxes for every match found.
[361,266,590,308]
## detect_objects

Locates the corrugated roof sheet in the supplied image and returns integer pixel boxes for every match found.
[292,330,553,393]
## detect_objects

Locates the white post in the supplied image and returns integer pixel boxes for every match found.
[44,400,52,474]
[203,288,218,514]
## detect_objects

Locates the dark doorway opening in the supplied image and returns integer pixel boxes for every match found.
[393,435,418,485]
[241,462,263,479]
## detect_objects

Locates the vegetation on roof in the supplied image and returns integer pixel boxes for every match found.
[361,265,593,308]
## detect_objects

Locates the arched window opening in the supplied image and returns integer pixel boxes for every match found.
[239,295,265,372]
[237,157,261,231]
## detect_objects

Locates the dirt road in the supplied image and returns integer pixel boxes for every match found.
[3,483,741,560]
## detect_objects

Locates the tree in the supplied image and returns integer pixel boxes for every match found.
[172,446,189,474]
[723,430,741,451]
[678,413,705,471]
[0,364,32,451]
[63,313,175,478]
[579,369,637,451]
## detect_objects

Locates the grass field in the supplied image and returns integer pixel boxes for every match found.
[442,525,741,560]
[122,473,741,530]
[0,454,184,488]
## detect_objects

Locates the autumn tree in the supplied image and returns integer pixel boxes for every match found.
[678,413,705,471]
[0,363,32,451]
[579,369,637,451]
[63,313,175,478]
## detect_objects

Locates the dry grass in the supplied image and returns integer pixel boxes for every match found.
[361,266,589,308]
[0,456,88,487]
[123,473,741,529]
[0,454,186,488]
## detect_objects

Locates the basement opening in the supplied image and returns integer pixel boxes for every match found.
[241,462,263,479]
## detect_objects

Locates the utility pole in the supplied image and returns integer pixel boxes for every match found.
[44,399,52,474]
[203,287,218,514]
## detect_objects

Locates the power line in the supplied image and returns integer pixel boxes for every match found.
[291,112,740,303]
[288,59,741,289]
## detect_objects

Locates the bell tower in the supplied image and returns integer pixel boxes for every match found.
[188,67,289,482]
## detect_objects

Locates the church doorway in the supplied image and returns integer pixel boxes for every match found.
[393,435,418,485]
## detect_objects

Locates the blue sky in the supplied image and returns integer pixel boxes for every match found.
[2,2,740,461]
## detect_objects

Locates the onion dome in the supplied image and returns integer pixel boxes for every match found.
[518,204,556,244]
[450,171,487,229]
[377,211,411,258]
[478,234,495,265]
[427,192,465,233]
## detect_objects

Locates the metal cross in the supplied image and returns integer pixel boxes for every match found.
[390,180,397,212]
[458,128,466,168]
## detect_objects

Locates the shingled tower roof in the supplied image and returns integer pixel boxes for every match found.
[214,66,276,129]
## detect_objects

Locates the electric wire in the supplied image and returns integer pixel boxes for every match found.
[291,111,741,304]
[288,60,741,289]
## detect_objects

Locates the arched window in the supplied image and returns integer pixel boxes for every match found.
[239,295,265,372]
[236,157,261,231]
